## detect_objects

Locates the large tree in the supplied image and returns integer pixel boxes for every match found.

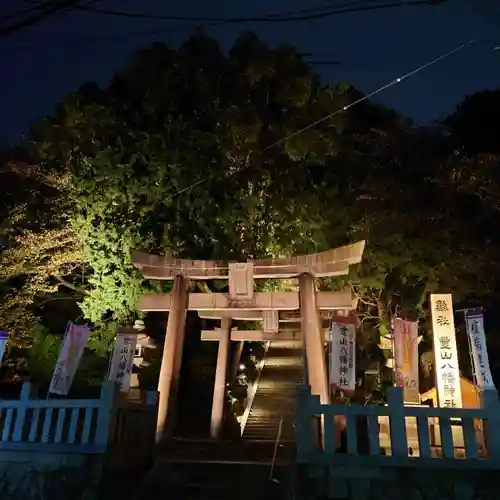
[3,32,500,387]
[32,31,369,324]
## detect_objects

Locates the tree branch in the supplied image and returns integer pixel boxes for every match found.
[52,274,89,296]
[357,312,381,324]
[357,296,379,308]
[38,296,81,307]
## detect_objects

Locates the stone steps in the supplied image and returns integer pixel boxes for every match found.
[130,441,294,500]
[133,462,290,500]
[242,341,305,442]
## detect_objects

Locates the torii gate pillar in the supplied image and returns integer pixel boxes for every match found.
[299,273,330,405]
[156,275,188,443]
[210,318,232,438]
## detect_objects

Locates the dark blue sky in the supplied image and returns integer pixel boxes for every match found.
[1,0,499,144]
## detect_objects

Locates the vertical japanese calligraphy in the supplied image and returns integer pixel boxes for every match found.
[49,323,92,396]
[393,318,419,403]
[430,294,463,408]
[0,331,9,369]
[465,308,496,391]
[108,333,137,392]
[329,322,356,392]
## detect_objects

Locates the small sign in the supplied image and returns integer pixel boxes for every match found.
[108,334,137,392]
[329,322,356,392]
[228,262,254,302]
[263,310,279,334]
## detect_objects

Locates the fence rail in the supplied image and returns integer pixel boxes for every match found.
[0,381,116,454]
[296,386,500,467]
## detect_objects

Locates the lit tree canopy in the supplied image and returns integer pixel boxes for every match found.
[32,32,375,324]
[0,31,499,365]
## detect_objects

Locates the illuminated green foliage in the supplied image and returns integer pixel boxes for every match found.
[1,32,500,381]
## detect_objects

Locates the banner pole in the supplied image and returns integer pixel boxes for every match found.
[328,312,333,401]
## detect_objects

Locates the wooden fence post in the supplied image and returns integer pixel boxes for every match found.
[296,384,316,462]
[95,380,117,448]
[12,382,31,442]
[146,391,159,406]
[482,389,500,458]
[387,387,408,457]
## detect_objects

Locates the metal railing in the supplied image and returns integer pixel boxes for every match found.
[269,414,284,483]
[238,341,271,436]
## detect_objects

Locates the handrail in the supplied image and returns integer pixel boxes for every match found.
[238,341,271,436]
[269,414,284,483]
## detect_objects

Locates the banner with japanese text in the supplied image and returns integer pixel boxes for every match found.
[393,318,420,403]
[108,333,137,393]
[49,323,92,396]
[0,331,9,369]
[329,322,356,392]
[430,294,463,408]
[465,308,495,391]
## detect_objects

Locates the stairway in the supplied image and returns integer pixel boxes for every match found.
[242,340,305,442]
[128,440,294,500]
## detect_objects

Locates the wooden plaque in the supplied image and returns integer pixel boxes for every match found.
[228,262,254,302]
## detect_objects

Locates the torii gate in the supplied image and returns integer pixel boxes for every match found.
[132,240,365,441]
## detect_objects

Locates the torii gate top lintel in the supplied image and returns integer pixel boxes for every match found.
[131,240,366,280]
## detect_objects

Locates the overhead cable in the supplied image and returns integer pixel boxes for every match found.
[75,0,434,23]
[166,37,480,201]
[0,1,89,37]
[0,0,440,54]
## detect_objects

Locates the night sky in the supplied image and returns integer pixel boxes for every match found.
[1,0,499,144]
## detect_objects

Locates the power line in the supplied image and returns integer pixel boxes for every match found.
[0,1,90,37]
[262,0,386,18]
[1,2,60,23]
[75,0,434,23]
[308,60,343,66]
[264,38,479,150]
[0,0,440,55]
[166,37,480,202]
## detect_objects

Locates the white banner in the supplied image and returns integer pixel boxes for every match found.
[393,319,420,403]
[465,309,495,391]
[329,322,356,392]
[0,331,9,369]
[108,333,137,393]
[430,294,463,408]
[49,323,92,396]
